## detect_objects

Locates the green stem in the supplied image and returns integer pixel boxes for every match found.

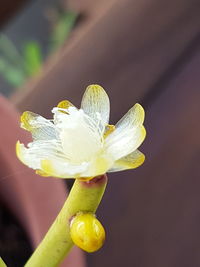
[0,257,7,267]
[25,175,107,267]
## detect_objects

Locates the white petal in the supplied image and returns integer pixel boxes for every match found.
[108,149,145,172]
[17,139,91,178]
[81,84,110,130]
[105,104,146,160]
[16,141,41,169]
[20,111,56,140]
[40,152,114,178]
[40,159,89,178]
[16,139,66,169]
[114,103,144,131]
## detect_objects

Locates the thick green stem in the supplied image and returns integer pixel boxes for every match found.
[0,257,7,267]
[25,175,107,267]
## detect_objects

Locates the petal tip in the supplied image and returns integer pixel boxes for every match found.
[81,84,110,124]
[16,141,25,164]
[84,84,109,100]
[133,103,145,124]
[138,151,145,166]
[20,111,38,132]
[86,84,105,91]
[20,111,29,128]
[141,125,147,142]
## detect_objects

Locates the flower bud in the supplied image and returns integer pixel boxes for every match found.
[70,213,105,253]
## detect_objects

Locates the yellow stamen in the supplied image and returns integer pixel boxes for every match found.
[20,111,34,131]
[56,100,75,114]
[103,124,115,138]
[35,169,50,177]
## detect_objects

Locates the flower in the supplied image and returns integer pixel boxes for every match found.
[16,84,146,179]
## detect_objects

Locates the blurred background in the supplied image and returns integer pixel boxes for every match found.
[0,0,200,266]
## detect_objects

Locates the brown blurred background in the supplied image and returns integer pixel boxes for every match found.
[0,0,200,266]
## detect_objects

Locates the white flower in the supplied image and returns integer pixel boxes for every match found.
[16,85,146,179]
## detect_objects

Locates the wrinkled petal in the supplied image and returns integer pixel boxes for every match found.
[16,140,90,178]
[114,103,144,130]
[81,84,110,131]
[21,111,57,140]
[105,104,146,160]
[16,141,40,169]
[16,140,66,170]
[108,149,145,172]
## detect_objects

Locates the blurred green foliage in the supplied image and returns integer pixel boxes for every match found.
[0,10,78,89]
[49,11,78,51]
[23,42,42,76]
[0,35,27,87]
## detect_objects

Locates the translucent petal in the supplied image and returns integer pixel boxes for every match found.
[16,141,41,169]
[106,125,146,160]
[20,111,56,140]
[16,139,66,169]
[81,84,110,130]
[115,103,144,130]
[108,149,145,172]
[105,104,146,160]
[16,140,90,178]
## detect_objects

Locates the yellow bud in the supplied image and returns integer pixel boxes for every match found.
[70,213,105,253]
